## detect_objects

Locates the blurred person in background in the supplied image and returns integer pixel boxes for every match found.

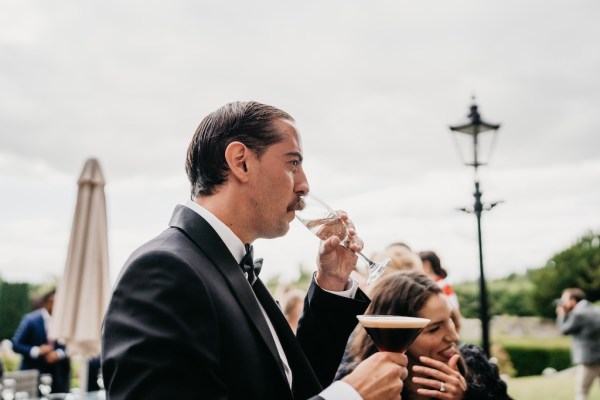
[419,251,462,332]
[339,271,512,400]
[281,288,306,334]
[386,242,423,273]
[11,289,70,393]
[354,243,422,296]
[556,287,600,400]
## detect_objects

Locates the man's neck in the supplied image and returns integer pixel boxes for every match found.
[194,194,254,244]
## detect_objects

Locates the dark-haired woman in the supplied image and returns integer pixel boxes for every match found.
[337,271,512,400]
[419,251,462,332]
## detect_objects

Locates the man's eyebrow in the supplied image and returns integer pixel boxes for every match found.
[286,151,303,162]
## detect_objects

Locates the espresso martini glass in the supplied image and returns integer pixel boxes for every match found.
[356,315,431,353]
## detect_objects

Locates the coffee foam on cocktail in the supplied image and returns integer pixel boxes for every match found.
[357,315,430,328]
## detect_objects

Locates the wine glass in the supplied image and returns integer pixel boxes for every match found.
[39,373,53,399]
[357,315,430,353]
[2,378,17,400]
[295,193,390,285]
[96,372,106,399]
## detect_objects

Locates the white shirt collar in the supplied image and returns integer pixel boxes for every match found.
[184,200,247,264]
[40,307,50,322]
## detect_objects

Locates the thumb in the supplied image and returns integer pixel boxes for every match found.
[321,235,341,253]
[448,354,461,371]
[384,351,408,367]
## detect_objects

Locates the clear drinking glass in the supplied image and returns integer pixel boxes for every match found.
[2,378,16,400]
[295,193,390,285]
[39,373,53,399]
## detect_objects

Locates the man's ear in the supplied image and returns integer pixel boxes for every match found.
[224,141,250,183]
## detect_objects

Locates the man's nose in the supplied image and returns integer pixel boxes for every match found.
[295,170,309,196]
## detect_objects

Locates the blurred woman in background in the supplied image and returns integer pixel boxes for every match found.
[419,250,462,332]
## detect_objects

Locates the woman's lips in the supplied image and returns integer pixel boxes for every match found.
[439,345,457,360]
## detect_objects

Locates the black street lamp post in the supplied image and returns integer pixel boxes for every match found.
[449,98,501,357]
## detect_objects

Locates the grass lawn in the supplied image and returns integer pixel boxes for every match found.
[507,368,600,400]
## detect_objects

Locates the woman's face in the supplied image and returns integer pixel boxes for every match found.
[407,293,459,364]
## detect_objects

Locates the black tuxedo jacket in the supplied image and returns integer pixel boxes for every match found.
[102,205,369,399]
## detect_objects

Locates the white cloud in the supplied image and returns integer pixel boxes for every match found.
[0,0,599,284]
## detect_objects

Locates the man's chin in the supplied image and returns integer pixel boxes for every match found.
[262,223,291,240]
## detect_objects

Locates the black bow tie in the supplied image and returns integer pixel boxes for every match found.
[239,244,263,285]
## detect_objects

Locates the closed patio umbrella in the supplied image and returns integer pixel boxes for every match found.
[52,158,111,393]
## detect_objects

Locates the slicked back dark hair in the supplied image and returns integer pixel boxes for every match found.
[185,101,294,197]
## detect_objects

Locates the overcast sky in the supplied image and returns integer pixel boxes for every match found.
[1,1,599,286]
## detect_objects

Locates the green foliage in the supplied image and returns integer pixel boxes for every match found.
[531,231,600,318]
[496,336,571,377]
[0,353,21,372]
[0,282,31,340]
[503,343,571,377]
[455,274,537,318]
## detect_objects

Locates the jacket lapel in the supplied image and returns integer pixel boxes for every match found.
[252,280,323,399]
[168,205,290,387]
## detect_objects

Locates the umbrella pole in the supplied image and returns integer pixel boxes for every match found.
[78,355,89,394]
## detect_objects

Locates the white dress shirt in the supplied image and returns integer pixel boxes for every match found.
[184,201,362,400]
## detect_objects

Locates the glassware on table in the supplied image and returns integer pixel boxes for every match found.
[39,373,53,399]
[357,315,430,353]
[2,378,17,400]
[295,193,390,285]
[96,372,106,399]
[97,372,105,390]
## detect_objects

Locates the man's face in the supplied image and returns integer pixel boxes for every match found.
[248,118,309,239]
[45,294,55,315]
[561,292,576,312]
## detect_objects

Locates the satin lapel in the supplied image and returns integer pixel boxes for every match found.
[253,280,322,398]
[168,205,287,382]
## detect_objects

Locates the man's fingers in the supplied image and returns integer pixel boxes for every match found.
[321,235,341,253]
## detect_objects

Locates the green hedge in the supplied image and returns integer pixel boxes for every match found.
[504,344,572,377]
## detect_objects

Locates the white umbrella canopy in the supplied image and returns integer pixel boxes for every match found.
[52,158,111,359]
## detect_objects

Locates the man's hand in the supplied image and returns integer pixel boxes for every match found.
[315,211,363,291]
[44,350,60,364]
[39,344,53,356]
[342,352,408,400]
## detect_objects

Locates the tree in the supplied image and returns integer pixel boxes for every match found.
[456,274,536,318]
[531,231,600,318]
[0,282,31,340]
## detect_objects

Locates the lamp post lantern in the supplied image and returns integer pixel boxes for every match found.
[449,97,501,357]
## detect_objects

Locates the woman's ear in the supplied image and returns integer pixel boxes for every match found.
[224,141,250,183]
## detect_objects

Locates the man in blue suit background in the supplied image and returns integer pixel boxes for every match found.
[12,289,70,393]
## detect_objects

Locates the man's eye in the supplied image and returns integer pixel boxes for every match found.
[291,160,299,166]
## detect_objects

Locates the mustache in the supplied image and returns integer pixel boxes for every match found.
[287,197,305,212]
